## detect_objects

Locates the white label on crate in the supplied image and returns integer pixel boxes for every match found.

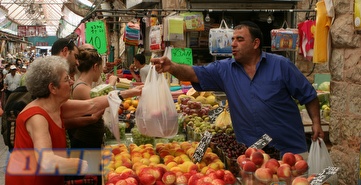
[249,134,273,149]
[310,166,339,185]
[192,131,212,163]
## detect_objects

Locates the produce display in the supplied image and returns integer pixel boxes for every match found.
[102,142,237,185]
[90,84,114,98]
[237,147,308,185]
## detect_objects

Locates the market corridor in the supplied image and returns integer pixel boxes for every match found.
[0,119,7,185]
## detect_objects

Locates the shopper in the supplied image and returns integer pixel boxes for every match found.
[51,38,79,79]
[69,48,111,184]
[129,53,150,82]
[151,21,324,156]
[3,65,21,100]
[5,56,142,185]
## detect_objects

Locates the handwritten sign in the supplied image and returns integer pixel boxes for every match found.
[310,166,339,185]
[85,21,107,54]
[249,134,273,149]
[171,48,193,66]
[192,131,212,163]
[208,106,224,123]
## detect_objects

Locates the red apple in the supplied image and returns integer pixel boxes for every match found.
[215,169,225,179]
[223,171,236,185]
[254,167,273,183]
[112,148,121,155]
[264,158,280,174]
[188,173,204,185]
[250,151,264,166]
[162,171,176,185]
[292,176,310,185]
[139,173,156,185]
[245,147,257,158]
[176,174,189,184]
[124,177,138,185]
[211,178,226,185]
[282,152,296,166]
[238,157,251,169]
[114,179,127,185]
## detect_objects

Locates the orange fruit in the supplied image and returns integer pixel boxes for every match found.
[131,100,139,108]
[123,102,130,110]
[128,106,136,111]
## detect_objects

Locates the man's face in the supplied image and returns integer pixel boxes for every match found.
[231,28,260,62]
[66,47,79,76]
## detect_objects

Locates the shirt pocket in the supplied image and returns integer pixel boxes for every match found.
[254,80,285,102]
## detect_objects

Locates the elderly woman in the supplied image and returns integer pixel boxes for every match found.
[5,56,142,185]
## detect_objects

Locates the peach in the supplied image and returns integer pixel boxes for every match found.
[264,158,280,174]
[277,164,292,180]
[124,176,138,185]
[211,178,226,185]
[162,171,176,185]
[250,151,264,166]
[245,147,257,158]
[215,169,225,179]
[294,154,304,161]
[282,152,296,166]
[112,148,121,156]
[294,160,308,175]
[292,176,310,185]
[236,154,247,166]
[238,157,251,169]
[254,167,273,183]
[242,161,257,172]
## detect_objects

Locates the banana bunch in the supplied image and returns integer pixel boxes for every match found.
[116,78,132,89]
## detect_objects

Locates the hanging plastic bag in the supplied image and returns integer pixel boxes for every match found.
[308,138,337,184]
[149,25,164,52]
[271,20,299,51]
[209,19,233,56]
[135,66,179,138]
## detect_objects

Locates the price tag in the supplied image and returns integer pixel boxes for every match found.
[208,106,224,123]
[249,134,273,149]
[192,131,212,163]
[310,166,339,185]
[85,20,108,54]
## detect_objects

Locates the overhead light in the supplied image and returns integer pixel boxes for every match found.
[205,13,210,22]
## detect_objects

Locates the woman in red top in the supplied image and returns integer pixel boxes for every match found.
[5,56,142,185]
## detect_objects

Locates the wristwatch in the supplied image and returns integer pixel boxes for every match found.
[117,91,124,101]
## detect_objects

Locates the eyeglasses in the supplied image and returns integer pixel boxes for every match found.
[63,75,72,83]
[66,38,75,47]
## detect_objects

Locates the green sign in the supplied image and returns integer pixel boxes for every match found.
[85,21,107,54]
[171,48,193,66]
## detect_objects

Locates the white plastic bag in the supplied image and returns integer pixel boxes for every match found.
[308,138,337,184]
[135,66,179,138]
[209,19,234,56]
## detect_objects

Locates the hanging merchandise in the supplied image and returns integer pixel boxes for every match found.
[135,65,179,138]
[123,20,140,46]
[355,0,361,30]
[163,12,185,41]
[180,12,205,32]
[313,0,334,63]
[271,21,299,51]
[149,24,165,52]
[298,20,316,61]
[209,19,234,56]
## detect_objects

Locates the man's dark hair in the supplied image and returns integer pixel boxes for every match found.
[234,21,264,51]
[134,54,146,65]
[51,38,76,55]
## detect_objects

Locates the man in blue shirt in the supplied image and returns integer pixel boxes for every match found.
[151,21,324,155]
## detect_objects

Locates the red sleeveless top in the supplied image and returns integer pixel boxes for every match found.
[5,106,67,185]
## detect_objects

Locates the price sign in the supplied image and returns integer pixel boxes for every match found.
[192,131,212,163]
[310,167,339,185]
[249,134,273,149]
[208,106,224,123]
[85,20,108,54]
[171,48,193,66]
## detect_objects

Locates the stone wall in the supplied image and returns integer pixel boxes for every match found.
[297,0,361,184]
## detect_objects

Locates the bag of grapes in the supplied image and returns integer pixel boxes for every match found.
[135,65,179,138]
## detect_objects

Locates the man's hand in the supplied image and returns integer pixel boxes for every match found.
[150,56,172,73]
[129,64,136,72]
[312,123,324,141]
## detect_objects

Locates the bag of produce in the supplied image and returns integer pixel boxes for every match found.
[135,65,179,138]
[90,84,114,98]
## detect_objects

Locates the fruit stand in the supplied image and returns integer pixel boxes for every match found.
[101,80,336,185]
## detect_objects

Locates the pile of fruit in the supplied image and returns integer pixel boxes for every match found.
[103,142,237,185]
[90,84,114,98]
[237,147,311,185]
